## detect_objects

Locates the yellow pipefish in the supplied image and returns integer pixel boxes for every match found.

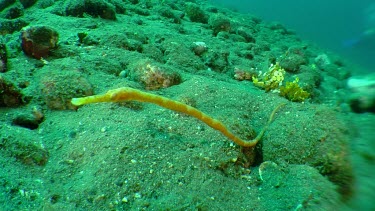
[71,87,284,147]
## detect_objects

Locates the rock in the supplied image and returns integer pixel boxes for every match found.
[64,0,117,20]
[157,5,181,24]
[262,105,354,197]
[191,41,207,56]
[0,0,16,11]
[162,41,205,72]
[0,18,28,35]
[4,4,24,19]
[314,53,331,69]
[0,43,8,72]
[128,60,181,90]
[185,3,208,24]
[259,164,340,210]
[347,74,375,113]
[279,53,307,73]
[297,65,323,97]
[1,126,49,166]
[209,14,231,36]
[12,107,44,130]
[258,161,284,187]
[19,0,37,8]
[204,50,229,72]
[0,75,25,107]
[39,70,93,110]
[20,26,59,59]
[236,27,256,43]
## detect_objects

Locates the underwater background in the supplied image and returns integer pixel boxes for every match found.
[0,0,374,210]
[213,0,375,73]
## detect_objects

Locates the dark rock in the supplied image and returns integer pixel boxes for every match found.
[349,96,375,113]
[185,3,208,24]
[19,0,37,8]
[162,41,205,72]
[252,41,271,55]
[121,39,143,52]
[209,14,231,36]
[0,18,28,35]
[237,50,254,60]
[1,131,49,166]
[77,32,99,46]
[20,25,59,59]
[4,4,24,19]
[157,6,181,24]
[142,44,163,62]
[322,64,351,80]
[0,43,7,72]
[12,108,44,130]
[299,65,322,87]
[236,27,256,43]
[12,114,40,130]
[0,0,16,11]
[128,0,139,4]
[347,75,375,113]
[127,5,149,16]
[64,0,117,20]
[279,54,307,73]
[191,41,207,56]
[0,75,25,107]
[204,50,229,72]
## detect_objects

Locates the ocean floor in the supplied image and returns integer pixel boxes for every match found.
[0,0,374,210]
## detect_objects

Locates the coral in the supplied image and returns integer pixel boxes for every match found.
[280,78,310,102]
[71,87,284,148]
[252,62,286,91]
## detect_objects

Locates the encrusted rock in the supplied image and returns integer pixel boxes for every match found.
[128,60,181,90]
[39,70,93,110]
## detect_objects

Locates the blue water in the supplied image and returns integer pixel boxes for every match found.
[212,0,375,73]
